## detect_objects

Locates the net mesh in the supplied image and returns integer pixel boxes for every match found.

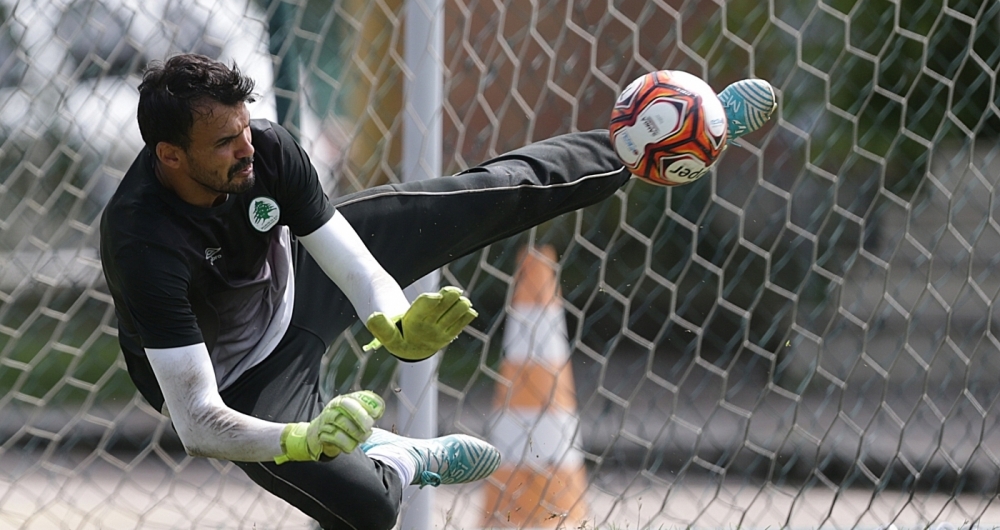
[2,0,1000,528]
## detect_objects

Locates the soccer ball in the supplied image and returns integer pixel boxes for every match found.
[609,70,728,186]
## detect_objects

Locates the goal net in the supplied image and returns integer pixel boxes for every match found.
[2,0,999,528]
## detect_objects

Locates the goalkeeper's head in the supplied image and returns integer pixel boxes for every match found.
[137,54,257,155]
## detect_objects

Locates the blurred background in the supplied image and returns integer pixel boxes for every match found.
[2,0,1000,528]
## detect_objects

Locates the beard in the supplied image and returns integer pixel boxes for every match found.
[191,157,255,195]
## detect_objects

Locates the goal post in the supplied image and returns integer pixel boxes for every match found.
[2,0,1000,528]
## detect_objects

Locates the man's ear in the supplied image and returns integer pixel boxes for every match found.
[155,142,184,169]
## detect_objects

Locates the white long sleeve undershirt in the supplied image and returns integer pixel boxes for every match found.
[298,210,410,321]
[146,210,409,462]
[147,342,286,461]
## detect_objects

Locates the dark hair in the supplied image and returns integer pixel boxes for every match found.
[137,54,256,152]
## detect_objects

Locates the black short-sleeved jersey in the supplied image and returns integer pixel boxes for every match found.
[100,119,335,411]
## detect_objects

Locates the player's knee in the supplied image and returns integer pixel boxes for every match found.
[365,494,400,530]
[315,494,398,530]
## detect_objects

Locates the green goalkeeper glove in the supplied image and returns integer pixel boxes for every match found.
[274,390,385,464]
[364,286,478,362]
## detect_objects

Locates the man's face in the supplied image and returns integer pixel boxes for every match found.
[180,100,255,195]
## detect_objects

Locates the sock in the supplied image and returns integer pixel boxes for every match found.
[365,443,417,486]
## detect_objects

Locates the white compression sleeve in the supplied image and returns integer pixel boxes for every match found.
[298,210,410,321]
[146,343,286,461]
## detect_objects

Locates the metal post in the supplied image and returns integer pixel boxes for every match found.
[398,0,443,527]
[267,1,299,135]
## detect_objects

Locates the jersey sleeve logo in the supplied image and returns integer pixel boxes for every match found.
[249,197,280,232]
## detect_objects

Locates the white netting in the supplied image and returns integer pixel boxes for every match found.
[2,0,1000,528]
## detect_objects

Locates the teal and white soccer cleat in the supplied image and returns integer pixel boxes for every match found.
[717,78,777,145]
[362,429,501,488]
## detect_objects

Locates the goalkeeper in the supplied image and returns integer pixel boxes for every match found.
[99,54,774,530]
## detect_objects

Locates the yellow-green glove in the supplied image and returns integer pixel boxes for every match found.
[364,286,478,362]
[274,390,385,464]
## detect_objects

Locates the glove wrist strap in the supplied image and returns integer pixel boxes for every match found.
[275,422,312,464]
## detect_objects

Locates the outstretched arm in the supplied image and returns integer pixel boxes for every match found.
[299,210,477,361]
[298,210,410,322]
[148,343,284,460]
[147,343,382,463]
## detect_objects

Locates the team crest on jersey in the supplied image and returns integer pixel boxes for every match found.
[248,197,280,232]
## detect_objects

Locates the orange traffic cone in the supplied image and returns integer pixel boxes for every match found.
[483,245,588,528]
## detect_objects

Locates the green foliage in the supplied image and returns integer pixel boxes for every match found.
[0,292,132,408]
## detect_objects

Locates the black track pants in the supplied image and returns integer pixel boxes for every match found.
[221,129,631,530]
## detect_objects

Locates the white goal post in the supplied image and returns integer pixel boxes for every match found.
[2,0,1000,529]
